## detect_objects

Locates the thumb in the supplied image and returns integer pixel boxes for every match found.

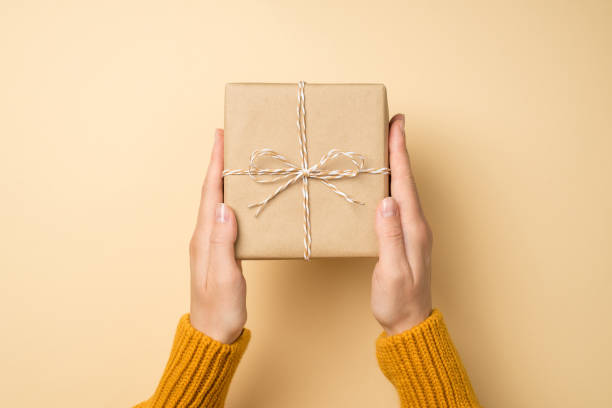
[209,203,238,272]
[375,197,406,265]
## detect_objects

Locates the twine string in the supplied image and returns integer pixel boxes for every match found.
[222,81,391,260]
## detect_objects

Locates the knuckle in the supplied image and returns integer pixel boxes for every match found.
[189,235,203,256]
[209,230,227,246]
[382,223,404,241]
[375,259,409,284]
[212,270,243,287]
[412,220,433,246]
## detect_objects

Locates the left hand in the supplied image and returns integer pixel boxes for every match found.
[189,129,247,344]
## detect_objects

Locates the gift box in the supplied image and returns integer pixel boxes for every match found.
[223,82,390,260]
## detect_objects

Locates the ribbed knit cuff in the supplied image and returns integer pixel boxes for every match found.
[138,314,250,408]
[376,309,480,408]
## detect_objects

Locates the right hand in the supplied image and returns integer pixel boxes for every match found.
[189,129,247,344]
[371,114,433,335]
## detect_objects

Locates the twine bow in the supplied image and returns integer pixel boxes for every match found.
[222,81,390,260]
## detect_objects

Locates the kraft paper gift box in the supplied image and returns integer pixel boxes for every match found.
[223,82,390,260]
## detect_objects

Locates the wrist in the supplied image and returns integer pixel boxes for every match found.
[189,307,244,344]
[383,307,433,336]
[189,315,244,344]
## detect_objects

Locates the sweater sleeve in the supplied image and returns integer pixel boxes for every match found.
[376,309,480,408]
[134,314,250,408]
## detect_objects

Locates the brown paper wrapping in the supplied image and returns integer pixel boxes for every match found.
[224,83,389,259]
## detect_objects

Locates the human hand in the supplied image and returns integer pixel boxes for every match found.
[371,115,433,335]
[189,129,247,344]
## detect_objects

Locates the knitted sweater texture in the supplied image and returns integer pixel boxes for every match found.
[135,309,479,407]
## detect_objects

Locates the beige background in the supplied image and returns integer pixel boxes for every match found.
[1,1,611,407]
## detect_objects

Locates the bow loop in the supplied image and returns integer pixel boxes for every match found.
[309,149,366,180]
[246,148,300,184]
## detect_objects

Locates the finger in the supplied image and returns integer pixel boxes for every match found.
[190,129,224,290]
[375,197,409,268]
[208,203,239,279]
[195,129,224,232]
[389,114,423,220]
[404,218,433,283]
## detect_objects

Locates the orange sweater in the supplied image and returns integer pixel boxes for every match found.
[135,309,479,407]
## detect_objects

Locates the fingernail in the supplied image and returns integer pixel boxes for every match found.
[398,114,405,133]
[381,197,397,217]
[216,203,228,223]
[214,129,222,142]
